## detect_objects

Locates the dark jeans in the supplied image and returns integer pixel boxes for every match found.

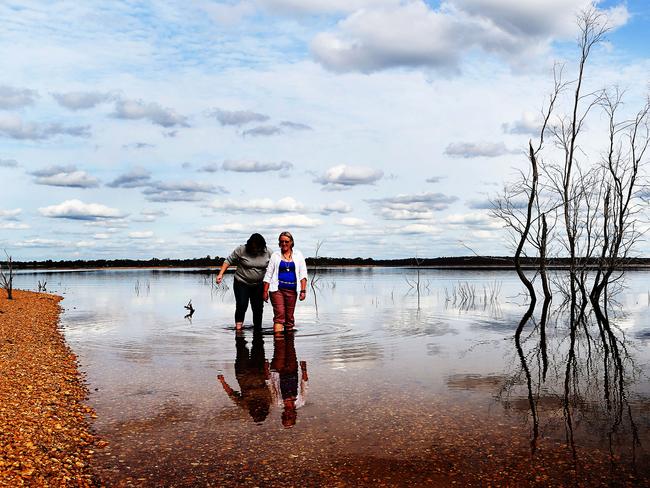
[233,279,264,327]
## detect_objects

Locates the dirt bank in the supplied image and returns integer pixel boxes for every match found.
[0,290,98,486]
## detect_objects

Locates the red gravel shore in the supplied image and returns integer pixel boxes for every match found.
[0,290,98,487]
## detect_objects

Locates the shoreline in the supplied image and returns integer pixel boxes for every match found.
[0,290,98,486]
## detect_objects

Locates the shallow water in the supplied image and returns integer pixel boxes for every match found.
[14,268,650,486]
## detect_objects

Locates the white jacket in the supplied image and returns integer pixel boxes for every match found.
[263,249,308,292]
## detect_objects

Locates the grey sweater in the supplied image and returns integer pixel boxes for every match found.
[226,245,271,285]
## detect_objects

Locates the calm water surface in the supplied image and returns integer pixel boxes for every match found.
[15,268,650,486]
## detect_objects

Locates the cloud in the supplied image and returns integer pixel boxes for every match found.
[132,209,167,222]
[400,223,439,234]
[442,212,497,228]
[221,159,293,172]
[128,231,154,239]
[198,162,221,173]
[51,91,114,110]
[204,222,247,233]
[210,196,304,213]
[0,208,22,219]
[258,0,389,15]
[265,214,322,228]
[202,1,257,24]
[242,125,283,137]
[0,158,18,168]
[339,217,366,226]
[310,0,628,73]
[315,164,383,189]
[242,121,312,137]
[425,176,446,183]
[502,112,544,135]
[107,168,152,188]
[369,192,459,220]
[113,98,188,128]
[311,2,460,73]
[15,238,65,248]
[279,121,312,131]
[123,142,155,149]
[0,114,90,140]
[0,222,30,230]
[31,165,99,188]
[143,180,227,202]
[319,200,352,214]
[444,142,519,158]
[0,85,38,109]
[211,108,270,126]
[39,199,125,220]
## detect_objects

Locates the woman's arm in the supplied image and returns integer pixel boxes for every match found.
[215,261,230,285]
[299,278,307,301]
[263,281,270,302]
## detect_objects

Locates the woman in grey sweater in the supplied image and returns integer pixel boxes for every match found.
[216,233,271,330]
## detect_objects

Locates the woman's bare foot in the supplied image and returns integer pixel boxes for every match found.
[235,322,243,330]
[273,322,284,333]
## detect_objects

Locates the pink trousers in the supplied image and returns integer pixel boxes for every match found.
[270,288,298,327]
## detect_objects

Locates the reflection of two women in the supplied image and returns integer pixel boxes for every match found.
[217,331,308,427]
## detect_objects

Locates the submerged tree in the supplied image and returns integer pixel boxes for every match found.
[492,8,649,457]
[493,8,649,300]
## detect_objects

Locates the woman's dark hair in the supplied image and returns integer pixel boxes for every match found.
[246,233,267,255]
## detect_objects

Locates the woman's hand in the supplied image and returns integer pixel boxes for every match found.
[216,274,223,285]
[263,290,269,302]
[299,289,306,301]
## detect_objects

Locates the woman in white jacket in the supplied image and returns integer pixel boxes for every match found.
[263,231,308,333]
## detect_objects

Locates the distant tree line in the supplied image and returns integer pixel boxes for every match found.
[7,255,650,271]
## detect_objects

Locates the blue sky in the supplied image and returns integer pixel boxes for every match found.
[0,0,649,260]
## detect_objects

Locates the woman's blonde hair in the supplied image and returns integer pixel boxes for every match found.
[279,231,294,248]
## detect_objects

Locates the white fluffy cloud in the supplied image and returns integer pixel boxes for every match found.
[0,85,38,109]
[38,200,125,220]
[0,208,21,219]
[264,214,322,228]
[339,217,366,226]
[221,160,293,172]
[0,222,29,230]
[210,197,305,213]
[128,231,154,239]
[113,98,188,128]
[315,165,383,189]
[444,142,519,158]
[0,114,90,140]
[31,165,99,188]
[320,201,352,214]
[52,91,114,110]
[369,192,459,220]
[310,0,629,72]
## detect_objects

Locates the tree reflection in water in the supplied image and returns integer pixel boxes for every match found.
[508,276,642,475]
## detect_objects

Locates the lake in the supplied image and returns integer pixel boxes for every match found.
[14,268,650,486]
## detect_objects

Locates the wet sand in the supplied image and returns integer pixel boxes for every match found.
[0,290,97,486]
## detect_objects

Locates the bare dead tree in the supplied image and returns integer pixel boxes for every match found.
[591,91,650,302]
[0,251,14,300]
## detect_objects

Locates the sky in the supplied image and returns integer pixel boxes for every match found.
[0,0,649,260]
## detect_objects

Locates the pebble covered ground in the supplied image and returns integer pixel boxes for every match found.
[0,290,99,487]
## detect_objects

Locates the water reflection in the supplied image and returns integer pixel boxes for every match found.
[507,280,643,470]
[269,331,308,428]
[218,329,271,423]
[218,330,308,427]
[11,268,650,485]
